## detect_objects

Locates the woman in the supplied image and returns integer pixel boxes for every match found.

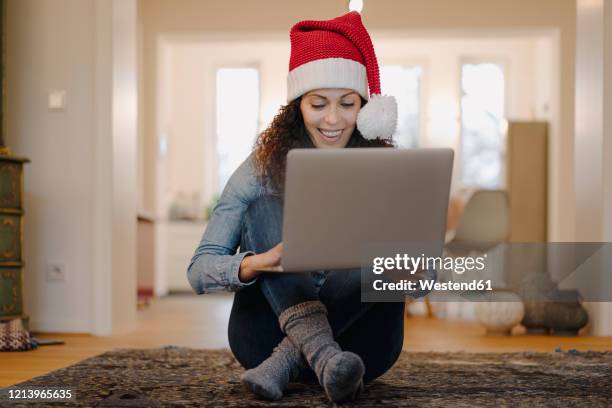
[188,11,418,403]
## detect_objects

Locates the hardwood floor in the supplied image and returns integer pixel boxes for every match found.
[1,294,611,387]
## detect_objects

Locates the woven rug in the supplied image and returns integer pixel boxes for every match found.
[4,347,612,407]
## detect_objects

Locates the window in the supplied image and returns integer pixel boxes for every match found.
[460,63,506,188]
[380,65,422,148]
[215,67,260,192]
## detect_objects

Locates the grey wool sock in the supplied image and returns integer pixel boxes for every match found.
[241,336,305,400]
[278,300,365,402]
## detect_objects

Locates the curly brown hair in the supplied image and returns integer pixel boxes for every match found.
[253,97,394,195]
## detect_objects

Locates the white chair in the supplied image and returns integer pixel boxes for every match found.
[445,189,510,254]
[429,190,511,320]
[407,190,510,319]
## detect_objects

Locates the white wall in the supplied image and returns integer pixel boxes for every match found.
[6,0,138,334]
[605,0,612,243]
[574,0,612,336]
[6,0,95,332]
[110,0,138,335]
[575,0,604,242]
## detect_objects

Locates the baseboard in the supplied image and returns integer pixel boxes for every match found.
[28,317,92,334]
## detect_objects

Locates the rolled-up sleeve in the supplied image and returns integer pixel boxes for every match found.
[187,155,262,294]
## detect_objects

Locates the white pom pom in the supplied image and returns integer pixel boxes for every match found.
[356,94,398,140]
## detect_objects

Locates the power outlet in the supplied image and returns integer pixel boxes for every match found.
[46,263,66,282]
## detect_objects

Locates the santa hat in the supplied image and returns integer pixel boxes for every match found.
[287,11,397,140]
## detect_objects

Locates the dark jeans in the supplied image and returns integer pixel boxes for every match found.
[228,196,405,382]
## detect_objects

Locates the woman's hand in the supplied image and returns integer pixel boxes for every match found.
[239,243,283,283]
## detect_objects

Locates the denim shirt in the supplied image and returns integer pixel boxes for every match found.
[187,154,266,294]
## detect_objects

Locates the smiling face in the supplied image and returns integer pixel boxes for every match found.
[299,88,362,149]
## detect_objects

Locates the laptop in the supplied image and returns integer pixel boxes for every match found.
[257,148,454,272]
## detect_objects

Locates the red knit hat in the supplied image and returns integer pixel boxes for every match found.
[287,11,397,140]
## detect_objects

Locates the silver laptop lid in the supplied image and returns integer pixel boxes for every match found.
[281,148,454,272]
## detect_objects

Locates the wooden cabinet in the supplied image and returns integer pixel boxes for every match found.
[0,156,29,322]
[506,121,548,242]
[164,220,207,293]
